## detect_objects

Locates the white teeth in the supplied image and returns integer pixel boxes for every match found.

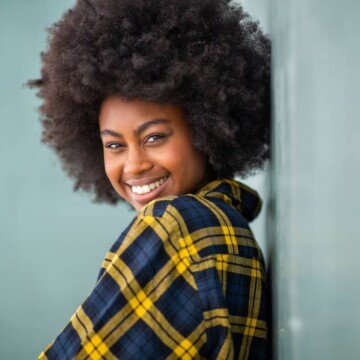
[131,176,168,195]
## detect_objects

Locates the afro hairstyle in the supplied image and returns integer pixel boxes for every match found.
[29,0,271,204]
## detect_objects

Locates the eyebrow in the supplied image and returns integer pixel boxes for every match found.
[100,118,170,138]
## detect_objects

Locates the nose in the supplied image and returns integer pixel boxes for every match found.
[123,146,153,175]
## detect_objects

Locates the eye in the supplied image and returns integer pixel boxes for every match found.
[104,142,125,152]
[145,134,166,144]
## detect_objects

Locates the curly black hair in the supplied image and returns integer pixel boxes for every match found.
[29,0,270,204]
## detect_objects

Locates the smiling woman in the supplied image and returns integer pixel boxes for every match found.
[99,97,208,210]
[29,0,271,358]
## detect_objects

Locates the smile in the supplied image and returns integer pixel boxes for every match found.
[131,176,169,195]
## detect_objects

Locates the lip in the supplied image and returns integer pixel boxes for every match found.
[127,175,170,206]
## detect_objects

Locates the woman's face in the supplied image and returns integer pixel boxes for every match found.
[99,96,208,211]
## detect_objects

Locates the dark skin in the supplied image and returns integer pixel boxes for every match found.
[99,96,209,211]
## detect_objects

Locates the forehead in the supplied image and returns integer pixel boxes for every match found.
[99,96,186,130]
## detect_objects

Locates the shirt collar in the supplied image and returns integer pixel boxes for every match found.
[195,178,262,222]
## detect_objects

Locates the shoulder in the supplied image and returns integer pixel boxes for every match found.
[137,192,247,235]
[139,193,217,219]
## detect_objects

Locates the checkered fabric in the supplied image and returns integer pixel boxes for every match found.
[39,179,269,359]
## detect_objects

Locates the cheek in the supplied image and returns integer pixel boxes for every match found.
[184,146,208,181]
[164,143,206,179]
[157,146,187,172]
[103,156,121,182]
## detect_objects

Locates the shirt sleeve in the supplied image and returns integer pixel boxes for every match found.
[39,207,269,359]
[39,212,207,359]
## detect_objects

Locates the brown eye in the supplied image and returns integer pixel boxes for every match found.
[145,134,166,143]
[105,142,125,152]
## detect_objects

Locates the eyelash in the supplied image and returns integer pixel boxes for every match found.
[105,143,124,151]
[104,133,167,152]
[146,133,166,143]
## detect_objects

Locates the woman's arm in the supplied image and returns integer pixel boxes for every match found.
[39,198,269,359]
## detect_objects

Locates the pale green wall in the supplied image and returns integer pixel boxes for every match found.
[271,0,360,358]
[0,1,268,358]
[0,1,134,358]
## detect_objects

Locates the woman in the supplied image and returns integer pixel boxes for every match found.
[30,0,270,358]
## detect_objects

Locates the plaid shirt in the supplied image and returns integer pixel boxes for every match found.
[39,179,269,359]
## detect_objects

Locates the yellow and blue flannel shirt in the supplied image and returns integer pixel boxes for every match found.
[39,179,269,359]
